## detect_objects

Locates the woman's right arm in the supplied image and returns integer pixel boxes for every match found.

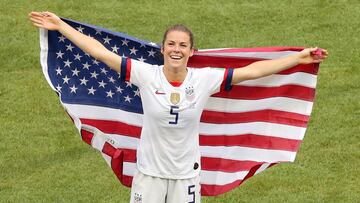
[29,11,122,72]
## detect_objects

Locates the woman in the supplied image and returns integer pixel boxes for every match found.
[29,11,328,203]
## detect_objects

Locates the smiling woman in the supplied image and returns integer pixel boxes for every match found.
[28,10,328,203]
[161,28,195,83]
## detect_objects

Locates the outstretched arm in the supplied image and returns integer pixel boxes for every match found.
[231,48,328,84]
[29,11,122,72]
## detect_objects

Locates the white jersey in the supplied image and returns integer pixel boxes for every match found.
[121,58,232,179]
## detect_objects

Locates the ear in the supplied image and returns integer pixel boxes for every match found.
[189,48,195,57]
[161,46,164,54]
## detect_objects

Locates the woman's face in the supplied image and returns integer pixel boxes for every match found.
[161,30,194,70]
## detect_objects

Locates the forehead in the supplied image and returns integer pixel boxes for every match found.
[165,30,191,43]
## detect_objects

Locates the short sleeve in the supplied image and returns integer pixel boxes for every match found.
[120,57,157,87]
[202,67,233,95]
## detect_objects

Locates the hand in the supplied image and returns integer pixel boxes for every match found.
[297,47,329,64]
[28,11,62,31]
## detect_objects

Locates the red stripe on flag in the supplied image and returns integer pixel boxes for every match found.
[213,85,315,101]
[80,118,141,138]
[122,175,133,187]
[189,55,318,75]
[80,129,94,145]
[199,134,301,152]
[201,157,265,172]
[122,148,137,162]
[201,109,309,127]
[201,179,243,196]
[200,163,265,196]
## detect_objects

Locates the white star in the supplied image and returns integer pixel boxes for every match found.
[56,50,64,59]
[84,52,90,57]
[147,49,156,57]
[98,80,107,88]
[88,86,96,95]
[121,39,129,46]
[79,77,88,85]
[140,43,146,48]
[76,25,85,33]
[62,75,70,84]
[106,90,115,98]
[129,47,138,55]
[82,62,91,70]
[64,59,72,68]
[148,42,157,46]
[133,89,140,97]
[58,35,65,42]
[90,71,99,79]
[87,34,94,39]
[95,29,102,35]
[125,81,132,87]
[74,53,82,61]
[71,68,80,76]
[70,85,78,93]
[92,59,100,65]
[55,67,62,75]
[108,76,115,83]
[137,56,146,62]
[116,86,123,93]
[56,84,62,92]
[66,44,74,52]
[111,45,119,53]
[124,95,132,103]
[103,36,112,44]
[100,68,108,75]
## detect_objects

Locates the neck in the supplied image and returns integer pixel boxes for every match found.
[163,65,187,82]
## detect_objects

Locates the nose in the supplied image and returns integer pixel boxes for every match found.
[174,44,180,52]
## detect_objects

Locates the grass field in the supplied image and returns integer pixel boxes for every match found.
[1,0,359,202]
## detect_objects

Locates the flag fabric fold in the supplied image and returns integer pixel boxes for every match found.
[39,18,319,196]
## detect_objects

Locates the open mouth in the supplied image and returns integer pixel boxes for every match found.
[170,55,182,60]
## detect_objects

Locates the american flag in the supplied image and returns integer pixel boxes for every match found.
[39,18,319,196]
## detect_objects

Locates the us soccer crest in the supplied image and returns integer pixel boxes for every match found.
[185,86,195,102]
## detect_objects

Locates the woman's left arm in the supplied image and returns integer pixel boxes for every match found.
[231,48,328,85]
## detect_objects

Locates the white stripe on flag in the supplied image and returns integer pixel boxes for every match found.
[200,170,248,185]
[238,72,317,88]
[200,122,306,140]
[200,146,296,162]
[254,163,271,175]
[196,51,299,59]
[64,103,143,126]
[206,97,314,115]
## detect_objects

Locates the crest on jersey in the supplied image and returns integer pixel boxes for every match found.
[185,86,195,102]
[170,92,180,105]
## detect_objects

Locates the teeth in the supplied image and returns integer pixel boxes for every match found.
[170,56,182,59]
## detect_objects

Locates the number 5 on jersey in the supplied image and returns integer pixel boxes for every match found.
[169,106,179,124]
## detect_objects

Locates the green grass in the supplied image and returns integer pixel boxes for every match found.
[1,0,359,202]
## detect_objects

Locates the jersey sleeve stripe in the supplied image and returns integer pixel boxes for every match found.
[125,58,132,82]
[221,68,233,91]
[120,57,132,82]
[120,57,127,81]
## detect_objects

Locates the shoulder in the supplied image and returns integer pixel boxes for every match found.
[189,67,225,76]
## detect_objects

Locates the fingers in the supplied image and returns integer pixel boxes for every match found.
[28,11,54,18]
[29,16,43,24]
[28,11,43,17]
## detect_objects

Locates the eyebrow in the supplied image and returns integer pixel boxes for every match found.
[167,40,189,44]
